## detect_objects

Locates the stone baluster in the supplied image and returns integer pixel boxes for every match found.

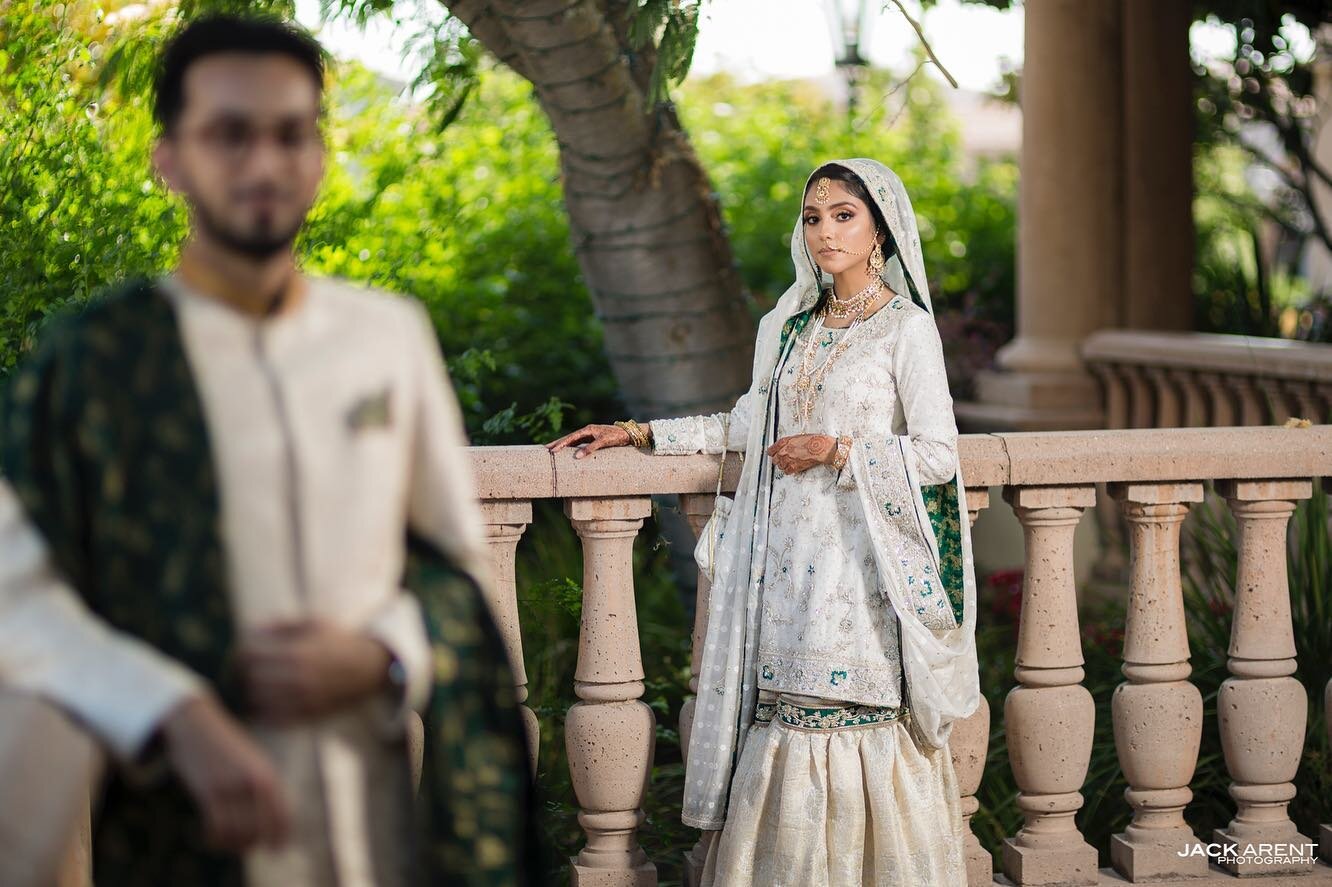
[1195,371,1237,426]
[480,500,539,771]
[1211,479,1316,876]
[1122,364,1155,429]
[677,492,719,887]
[1145,367,1183,428]
[1166,368,1207,427]
[1317,384,1332,425]
[952,486,995,886]
[1281,379,1324,423]
[1001,485,1099,886]
[1232,377,1268,426]
[564,496,657,887]
[1089,363,1128,429]
[1106,482,1207,881]
[1256,378,1293,424]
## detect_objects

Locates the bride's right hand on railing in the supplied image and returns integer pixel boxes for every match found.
[546,422,646,460]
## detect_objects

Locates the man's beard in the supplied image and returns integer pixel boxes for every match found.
[191,199,305,260]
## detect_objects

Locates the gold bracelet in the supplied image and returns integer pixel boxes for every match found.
[830,434,852,471]
[614,419,650,448]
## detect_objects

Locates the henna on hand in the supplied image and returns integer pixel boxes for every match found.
[765,433,838,474]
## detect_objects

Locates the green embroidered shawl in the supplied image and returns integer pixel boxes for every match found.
[0,280,540,886]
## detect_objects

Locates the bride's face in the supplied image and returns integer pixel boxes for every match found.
[802,178,882,277]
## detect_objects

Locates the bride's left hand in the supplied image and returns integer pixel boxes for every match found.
[766,434,837,474]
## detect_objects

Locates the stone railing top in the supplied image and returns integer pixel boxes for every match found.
[469,425,1332,499]
[1081,329,1332,380]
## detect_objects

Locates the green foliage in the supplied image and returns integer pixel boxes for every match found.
[1,5,1018,428]
[1192,142,1312,337]
[0,4,617,439]
[1190,3,1332,337]
[628,0,703,105]
[0,5,185,374]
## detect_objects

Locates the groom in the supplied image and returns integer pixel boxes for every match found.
[0,15,536,886]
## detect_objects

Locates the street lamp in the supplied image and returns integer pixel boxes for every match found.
[823,0,873,118]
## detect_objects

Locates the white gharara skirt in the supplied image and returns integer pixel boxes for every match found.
[699,693,967,887]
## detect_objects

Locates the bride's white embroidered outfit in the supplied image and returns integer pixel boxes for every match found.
[648,159,980,886]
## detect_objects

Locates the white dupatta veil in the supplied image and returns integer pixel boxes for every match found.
[681,158,980,831]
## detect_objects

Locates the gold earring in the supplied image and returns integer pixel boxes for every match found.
[869,242,885,275]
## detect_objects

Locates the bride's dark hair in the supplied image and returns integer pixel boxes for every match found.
[806,162,891,239]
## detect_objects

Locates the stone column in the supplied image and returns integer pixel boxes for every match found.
[1001,485,1099,886]
[1106,482,1207,880]
[1211,479,1316,876]
[480,500,539,771]
[954,487,994,886]
[1122,0,1193,331]
[564,496,657,887]
[677,492,718,887]
[968,0,1121,431]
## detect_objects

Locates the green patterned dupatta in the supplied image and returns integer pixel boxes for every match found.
[777,308,964,627]
[0,280,538,886]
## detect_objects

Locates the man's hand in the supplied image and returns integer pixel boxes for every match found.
[161,694,291,852]
[238,620,392,725]
[766,434,837,474]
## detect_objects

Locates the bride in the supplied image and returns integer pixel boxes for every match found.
[547,158,980,886]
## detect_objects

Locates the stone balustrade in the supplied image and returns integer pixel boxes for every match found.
[1081,329,1332,428]
[7,427,1332,885]
[469,426,1332,886]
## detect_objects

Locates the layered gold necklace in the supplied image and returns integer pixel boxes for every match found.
[792,284,881,427]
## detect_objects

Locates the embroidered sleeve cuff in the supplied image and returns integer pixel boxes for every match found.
[910,438,958,486]
[649,415,724,455]
[366,594,433,737]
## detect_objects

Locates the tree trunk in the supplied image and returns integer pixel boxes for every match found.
[446,0,756,418]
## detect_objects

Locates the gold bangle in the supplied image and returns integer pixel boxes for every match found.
[830,434,852,471]
[614,419,650,448]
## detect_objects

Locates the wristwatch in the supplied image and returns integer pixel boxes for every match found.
[386,656,408,703]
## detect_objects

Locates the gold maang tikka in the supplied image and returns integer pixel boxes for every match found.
[813,176,832,204]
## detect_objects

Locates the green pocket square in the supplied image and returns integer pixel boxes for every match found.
[347,387,393,431]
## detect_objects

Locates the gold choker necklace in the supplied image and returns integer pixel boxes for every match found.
[824,277,883,320]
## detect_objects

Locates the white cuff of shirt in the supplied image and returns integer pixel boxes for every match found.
[70,643,206,763]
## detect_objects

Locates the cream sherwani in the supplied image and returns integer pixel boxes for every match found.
[0,274,492,886]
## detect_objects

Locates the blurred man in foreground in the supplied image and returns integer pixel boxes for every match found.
[0,15,538,886]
